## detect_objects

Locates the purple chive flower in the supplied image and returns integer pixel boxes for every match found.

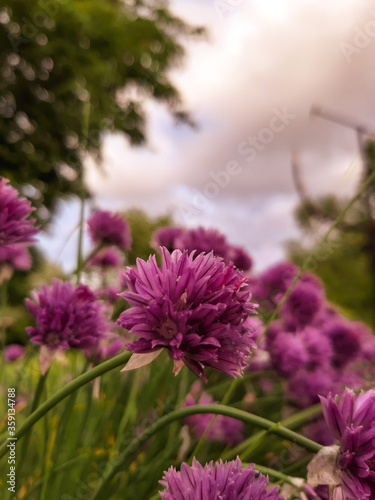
[159,457,283,500]
[281,281,323,328]
[88,247,123,269]
[4,344,26,362]
[304,419,336,447]
[257,262,298,295]
[227,246,253,272]
[153,227,184,252]
[323,320,361,368]
[173,227,253,271]
[320,388,375,500]
[96,285,121,305]
[118,248,257,381]
[86,334,127,364]
[25,279,109,350]
[0,246,31,271]
[184,383,244,445]
[87,210,131,251]
[0,178,38,248]
[301,327,333,370]
[270,332,309,377]
[287,368,339,408]
[174,227,230,259]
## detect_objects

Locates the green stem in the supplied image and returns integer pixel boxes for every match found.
[90,404,322,500]
[1,279,8,352]
[188,376,242,464]
[0,352,132,460]
[17,372,49,479]
[249,463,296,486]
[222,403,322,461]
[75,242,105,283]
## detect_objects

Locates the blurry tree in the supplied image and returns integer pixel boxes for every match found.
[0,0,203,221]
[124,208,172,265]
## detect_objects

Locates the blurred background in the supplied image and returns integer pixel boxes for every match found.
[2,0,375,333]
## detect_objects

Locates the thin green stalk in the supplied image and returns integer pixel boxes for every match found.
[90,404,322,500]
[188,375,242,464]
[248,463,296,486]
[1,279,8,352]
[222,403,322,461]
[0,352,132,460]
[25,454,89,499]
[283,454,312,475]
[75,242,105,283]
[17,372,49,479]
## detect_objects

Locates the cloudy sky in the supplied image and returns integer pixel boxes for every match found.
[39,0,375,271]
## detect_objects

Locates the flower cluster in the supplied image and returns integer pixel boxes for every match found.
[153,226,252,271]
[184,382,244,445]
[159,458,283,500]
[26,279,109,351]
[318,388,375,500]
[118,248,257,380]
[87,210,131,251]
[250,262,375,411]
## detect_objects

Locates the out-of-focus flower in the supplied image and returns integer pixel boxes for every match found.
[153,227,184,252]
[26,279,109,350]
[159,457,283,500]
[270,332,308,377]
[255,262,298,297]
[88,247,123,269]
[174,227,230,260]
[118,248,257,381]
[301,327,333,370]
[96,285,121,305]
[184,382,244,445]
[323,320,361,368]
[0,178,38,248]
[0,246,31,271]
[287,368,339,408]
[303,419,336,447]
[318,388,375,500]
[4,344,26,362]
[281,282,323,328]
[87,211,131,251]
[227,245,253,271]
[155,226,253,271]
[86,334,127,364]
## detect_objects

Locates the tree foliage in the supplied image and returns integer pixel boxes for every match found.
[0,0,203,220]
